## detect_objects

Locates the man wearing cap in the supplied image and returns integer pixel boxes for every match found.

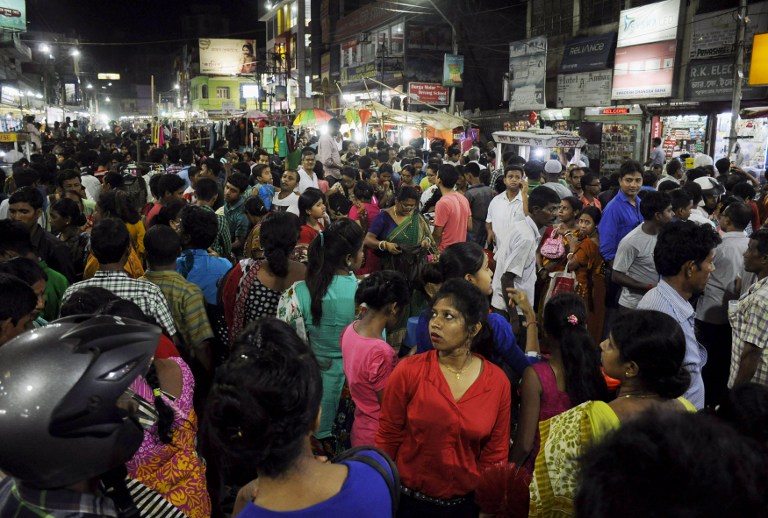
[317,118,343,183]
[542,160,572,199]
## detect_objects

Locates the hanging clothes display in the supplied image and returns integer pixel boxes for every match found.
[263,126,275,154]
[275,127,288,158]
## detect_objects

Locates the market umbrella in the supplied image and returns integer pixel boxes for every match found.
[293,108,334,126]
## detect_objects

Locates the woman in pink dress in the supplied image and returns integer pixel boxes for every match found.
[340,270,410,446]
[508,291,609,474]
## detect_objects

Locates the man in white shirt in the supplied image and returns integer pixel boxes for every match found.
[492,185,560,314]
[317,118,343,181]
[272,169,301,216]
[297,149,320,194]
[486,164,526,251]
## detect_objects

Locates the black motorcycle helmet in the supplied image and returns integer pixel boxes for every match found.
[0,315,160,489]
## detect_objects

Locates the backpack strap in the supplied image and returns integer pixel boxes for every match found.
[334,446,400,517]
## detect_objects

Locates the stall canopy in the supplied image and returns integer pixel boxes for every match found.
[354,101,467,131]
[492,130,586,162]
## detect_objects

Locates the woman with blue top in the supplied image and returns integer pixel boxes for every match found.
[416,241,540,375]
[278,218,364,452]
[207,318,396,518]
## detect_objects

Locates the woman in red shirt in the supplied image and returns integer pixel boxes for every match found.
[376,279,511,517]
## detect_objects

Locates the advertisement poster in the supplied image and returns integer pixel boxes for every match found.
[617,0,680,48]
[689,3,768,60]
[612,40,677,99]
[442,54,464,87]
[408,82,449,105]
[509,36,547,111]
[199,39,257,76]
[0,0,25,32]
[560,34,616,73]
[557,70,612,107]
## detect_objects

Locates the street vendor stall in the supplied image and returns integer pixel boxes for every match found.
[491,130,586,170]
[351,100,468,146]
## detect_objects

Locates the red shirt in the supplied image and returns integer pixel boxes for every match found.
[434,191,471,252]
[375,350,511,499]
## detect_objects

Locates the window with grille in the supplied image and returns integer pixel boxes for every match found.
[216,87,230,99]
[531,0,575,37]
[582,0,621,27]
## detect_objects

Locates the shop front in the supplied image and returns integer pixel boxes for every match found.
[714,112,768,177]
[649,112,708,160]
[581,105,644,175]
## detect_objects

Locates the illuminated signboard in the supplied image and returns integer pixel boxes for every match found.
[602,107,630,114]
[97,73,121,80]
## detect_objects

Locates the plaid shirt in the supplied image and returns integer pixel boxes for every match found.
[142,270,214,349]
[638,280,707,409]
[62,270,177,336]
[200,205,231,258]
[0,478,118,517]
[219,196,249,240]
[729,276,768,387]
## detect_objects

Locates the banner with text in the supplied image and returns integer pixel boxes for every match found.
[689,3,768,60]
[612,40,676,99]
[442,54,464,87]
[617,0,680,48]
[509,36,547,111]
[0,0,25,32]
[408,82,449,105]
[560,34,616,73]
[557,70,612,107]
[199,39,257,76]
[687,58,768,100]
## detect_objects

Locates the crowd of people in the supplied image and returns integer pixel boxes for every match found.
[0,121,766,517]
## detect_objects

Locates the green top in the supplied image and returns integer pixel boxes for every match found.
[40,260,68,321]
[293,274,358,358]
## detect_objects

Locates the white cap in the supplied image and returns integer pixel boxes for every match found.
[693,154,713,168]
[544,159,562,174]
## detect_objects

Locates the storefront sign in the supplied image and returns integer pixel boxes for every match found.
[0,132,18,142]
[442,54,464,87]
[687,58,768,100]
[560,34,616,73]
[509,36,547,112]
[585,105,642,116]
[689,3,768,60]
[749,33,768,85]
[199,39,257,76]
[652,116,663,140]
[617,0,680,48]
[612,40,677,99]
[408,82,449,105]
[556,70,612,108]
[0,1,25,32]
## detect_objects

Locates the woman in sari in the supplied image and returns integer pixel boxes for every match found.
[528,310,696,517]
[364,186,434,347]
[566,206,606,345]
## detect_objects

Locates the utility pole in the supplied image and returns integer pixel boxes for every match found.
[728,0,748,157]
[426,0,457,114]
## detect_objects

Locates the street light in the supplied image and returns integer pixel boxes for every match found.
[69,48,80,57]
[105,96,111,103]
[38,43,50,53]
[174,83,180,90]
[86,83,93,89]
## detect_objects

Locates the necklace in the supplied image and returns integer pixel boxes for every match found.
[439,352,473,380]
[617,392,660,399]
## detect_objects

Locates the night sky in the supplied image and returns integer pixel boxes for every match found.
[25,0,261,82]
